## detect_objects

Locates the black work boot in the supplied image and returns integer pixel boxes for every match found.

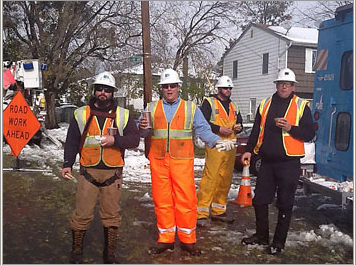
[70,229,86,264]
[241,205,269,245]
[103,226,120,264]
[180,242,202,256]
[267,209,292,255]
[211,213,234,224]
[148,242,174,255]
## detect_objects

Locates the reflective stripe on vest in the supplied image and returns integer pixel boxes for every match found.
[254,95,307,156]
[74,105,129,167]
[205,97,239,123]
[148,99,195,159]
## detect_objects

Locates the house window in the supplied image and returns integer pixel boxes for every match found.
[233,60,238,79]
[262,53,269,74]
[305,48,317,73]
[340,50,353,90]
[250,29,253,38]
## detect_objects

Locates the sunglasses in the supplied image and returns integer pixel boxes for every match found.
[220,87,232,90]
[95,86,114,93]
[162,83,178,89]
[277,82,294,88]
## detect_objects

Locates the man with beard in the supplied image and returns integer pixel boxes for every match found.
[62,71,140,264]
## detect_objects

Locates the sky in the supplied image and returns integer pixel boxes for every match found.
[1,122,353,250]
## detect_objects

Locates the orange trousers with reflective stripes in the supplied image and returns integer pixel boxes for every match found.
[149,152,197,244]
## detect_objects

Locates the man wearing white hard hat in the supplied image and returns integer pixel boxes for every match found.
[196,75,243,227]
[139,69,233,256]
[62,71,140,263]
[241,68,315,254]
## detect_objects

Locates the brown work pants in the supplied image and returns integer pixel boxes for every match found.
[70,168,122,230]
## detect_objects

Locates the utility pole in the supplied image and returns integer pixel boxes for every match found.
[141,1,152,158]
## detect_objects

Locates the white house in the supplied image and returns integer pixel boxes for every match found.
[222,23,318,123]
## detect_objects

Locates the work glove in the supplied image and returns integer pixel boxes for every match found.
[216,139,237,152]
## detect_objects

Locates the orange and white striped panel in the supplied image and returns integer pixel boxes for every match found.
[315,49,328,71]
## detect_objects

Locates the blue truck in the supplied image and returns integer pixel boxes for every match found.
[301,3,353,208]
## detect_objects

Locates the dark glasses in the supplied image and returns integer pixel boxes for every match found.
[221,87,232,90]
[95,86,114,93]
[162,83,178,89]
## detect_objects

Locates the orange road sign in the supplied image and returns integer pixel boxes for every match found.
[3,91,41,157]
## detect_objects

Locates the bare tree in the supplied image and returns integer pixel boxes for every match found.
[3,1,142,129]
[291,1,353,28]
[150,1,239,71]
[235,1,293,30]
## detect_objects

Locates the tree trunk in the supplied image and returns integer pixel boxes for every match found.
[45,90,59,129]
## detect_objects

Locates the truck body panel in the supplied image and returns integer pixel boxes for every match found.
[312,4,353,183]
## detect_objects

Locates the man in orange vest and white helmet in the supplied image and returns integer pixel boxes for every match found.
[62,71,140,264]
[196,75,243,227]
[241,68,315,254]
[139,69,234,256]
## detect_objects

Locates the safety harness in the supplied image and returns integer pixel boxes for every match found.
[80,167,121,187]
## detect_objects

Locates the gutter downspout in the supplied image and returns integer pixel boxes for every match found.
[278,41,293,69]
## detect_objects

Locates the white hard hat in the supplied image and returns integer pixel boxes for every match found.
[274,68,298,83]
[215,76,234,88]
[159,69,182,85]
[93,71,118,91]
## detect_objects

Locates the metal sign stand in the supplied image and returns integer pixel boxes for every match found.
[3,155,53,173]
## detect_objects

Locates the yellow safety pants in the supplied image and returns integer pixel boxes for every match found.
[149,152,197,244]
[197,146,236,218]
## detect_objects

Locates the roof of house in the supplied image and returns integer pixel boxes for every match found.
[222,23,318,60]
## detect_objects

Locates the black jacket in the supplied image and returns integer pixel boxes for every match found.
[246,92,315,161]
[63,98,140,169]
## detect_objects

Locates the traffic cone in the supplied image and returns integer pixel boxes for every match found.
[232,161,252,206]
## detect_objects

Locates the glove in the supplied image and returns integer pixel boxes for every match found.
[216,139,237,152]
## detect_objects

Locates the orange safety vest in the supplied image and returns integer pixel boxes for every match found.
[254,94,309,156]
[205,97,239,140]
[147,99,195,159]
[74,105,129,167]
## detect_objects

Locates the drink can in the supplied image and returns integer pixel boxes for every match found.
[107,127,118,136]
[143,111,152,129]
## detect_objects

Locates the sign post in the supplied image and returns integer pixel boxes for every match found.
[3,91,52,173]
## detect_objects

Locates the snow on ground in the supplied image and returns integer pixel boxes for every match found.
[2,123,353,248]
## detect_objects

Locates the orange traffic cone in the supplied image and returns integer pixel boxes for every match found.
[232,160,252,206]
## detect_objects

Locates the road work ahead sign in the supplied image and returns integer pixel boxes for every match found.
[3,91,41,157]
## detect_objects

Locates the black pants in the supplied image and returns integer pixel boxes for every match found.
[252,159,300,211]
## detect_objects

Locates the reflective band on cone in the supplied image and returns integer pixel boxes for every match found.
[232,165,252,207]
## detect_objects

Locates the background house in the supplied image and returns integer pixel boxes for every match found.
[222,23,318,123]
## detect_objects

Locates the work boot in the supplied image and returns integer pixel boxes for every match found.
[241,233,269,245]
[211,213,234,224]
[103,226,119,264]
[70,229,86,264]
[180,243,202,256]
[197,218,208,227]
[241,205,269,246]
[148,242,174,255]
